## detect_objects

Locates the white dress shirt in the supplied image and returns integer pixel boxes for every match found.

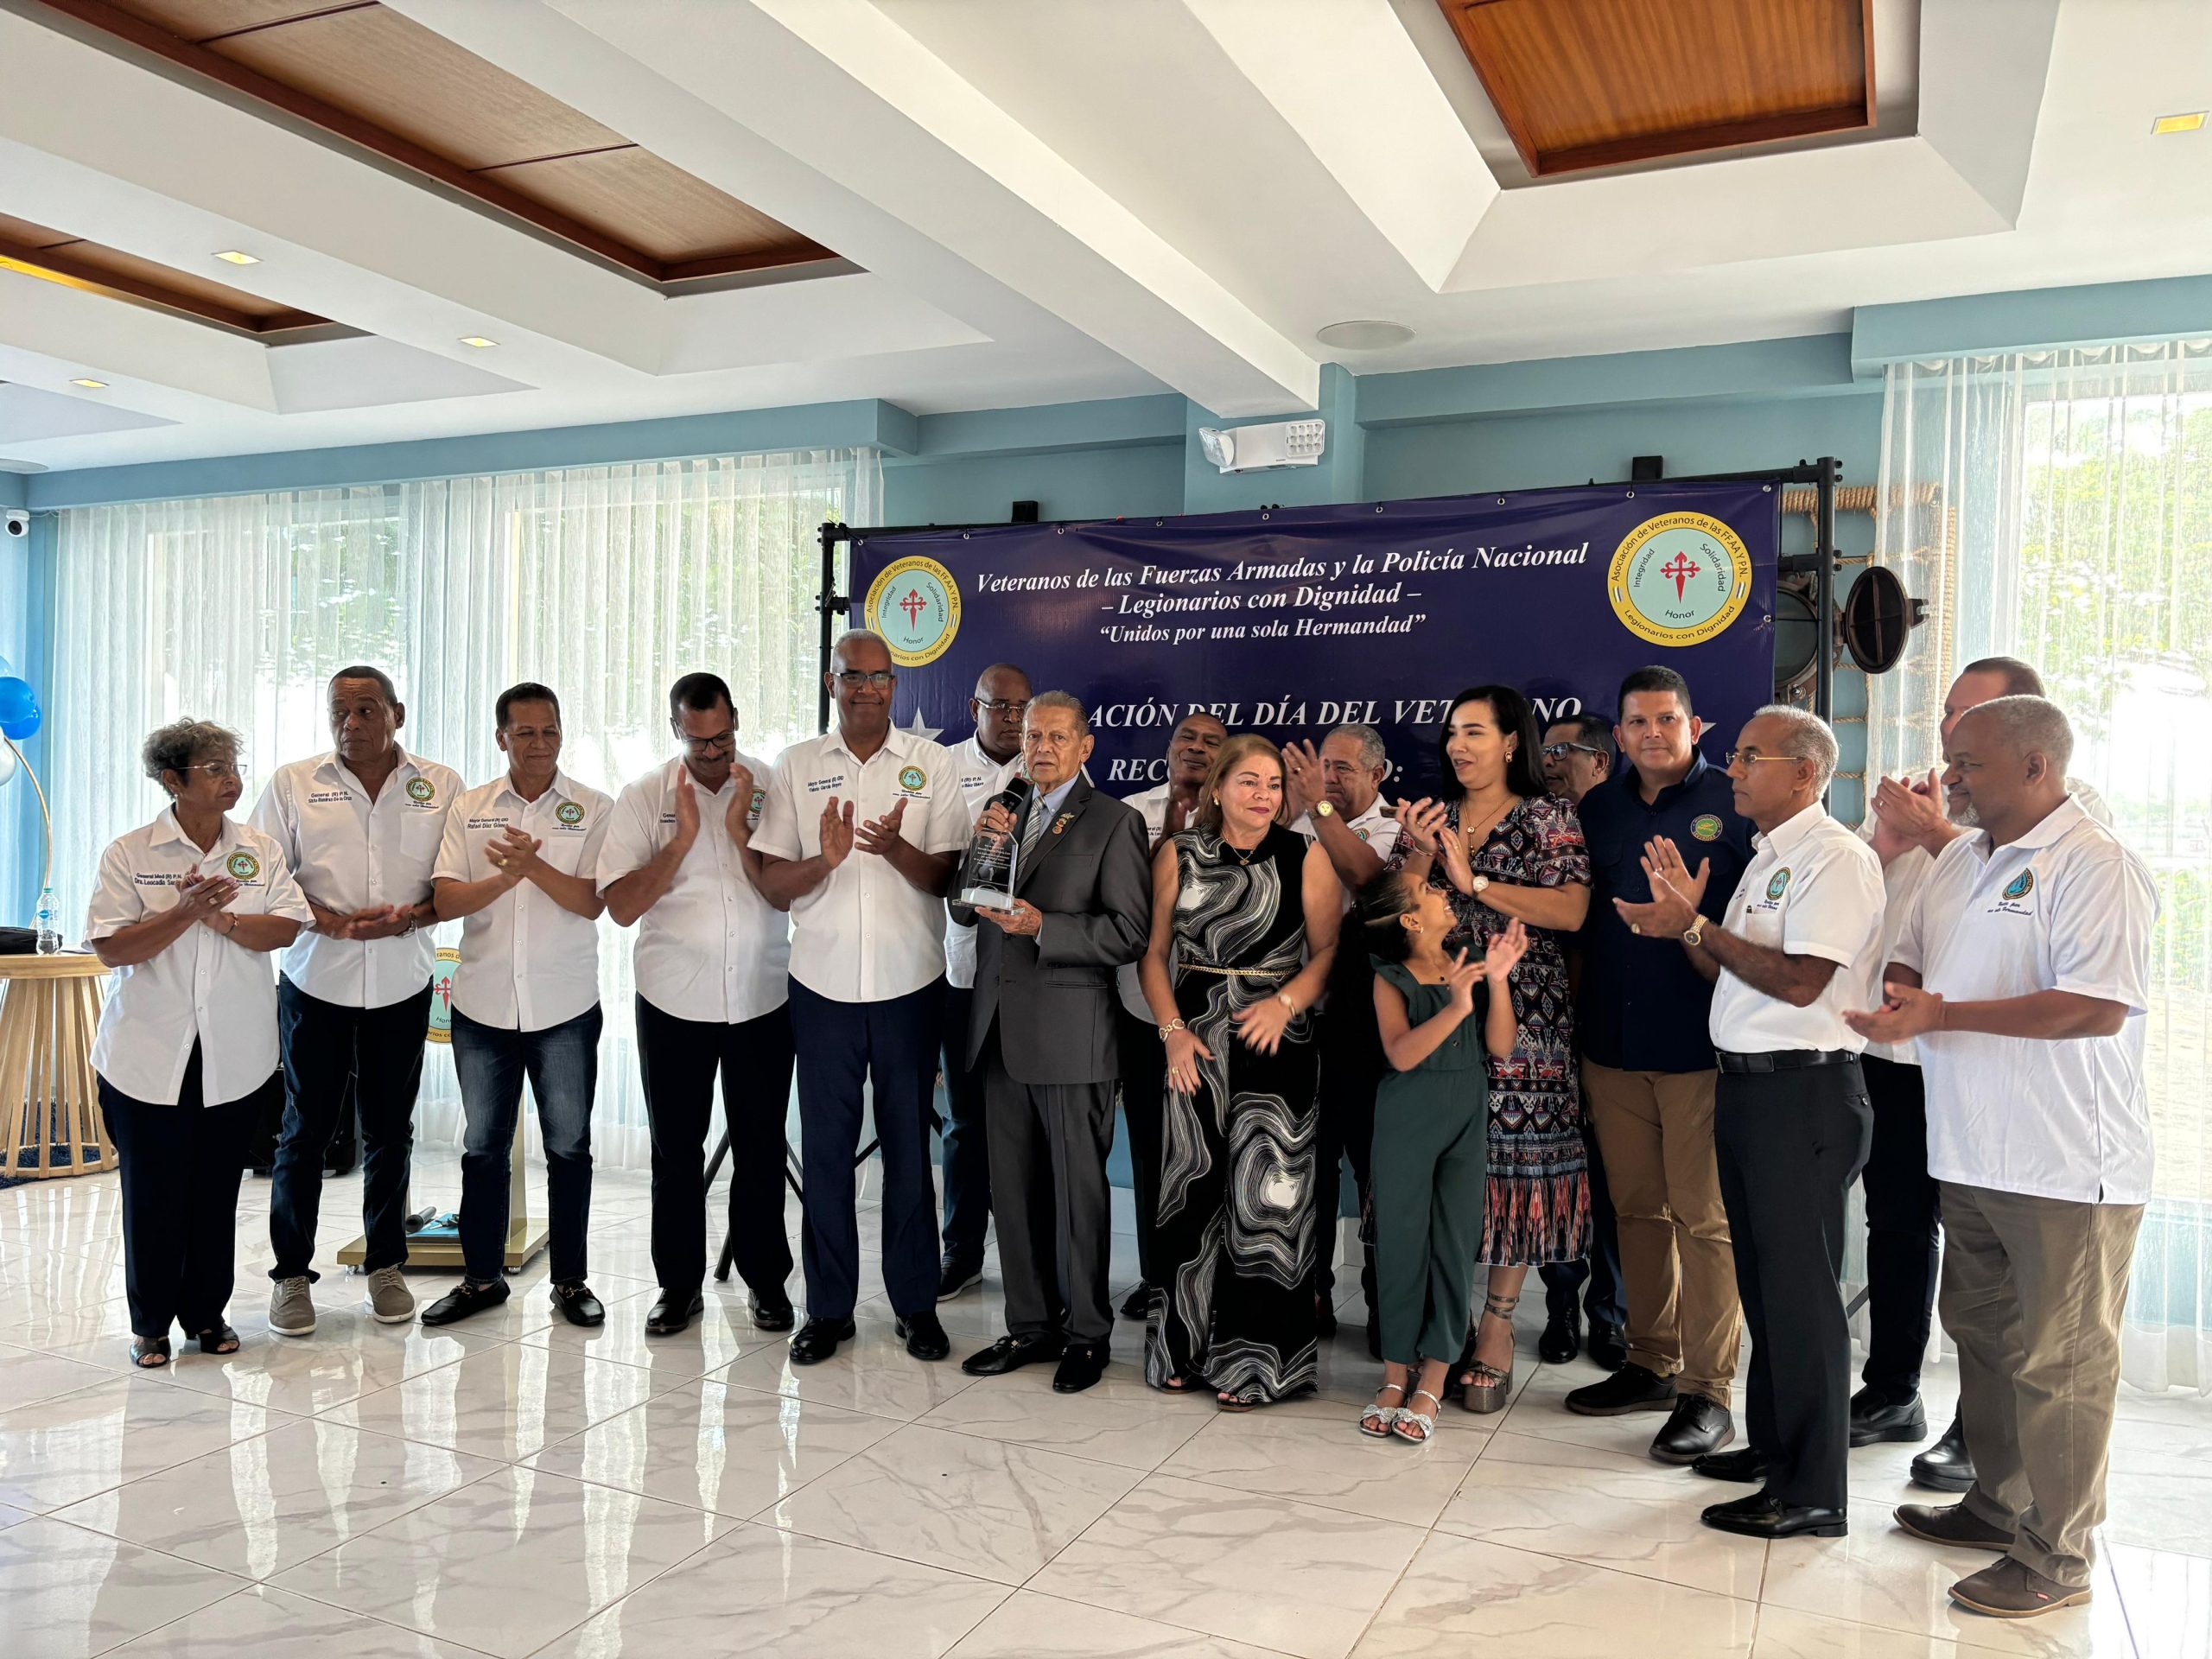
[1708,802,1885,1055]
[434,770,613,1032]
[1861,845,1936,1065]
[596,754,791,1025]
[1893,796,2157,1205]
[1117,783,1176,1020]
[944,735,1021,993]
[753,726,970,1004]
[86,810,314,1106]
[1291,798,1404,910]
[249,747,461,1010]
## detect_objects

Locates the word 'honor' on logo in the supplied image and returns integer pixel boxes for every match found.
[863,553,963,667]
[1608,512,1755,649]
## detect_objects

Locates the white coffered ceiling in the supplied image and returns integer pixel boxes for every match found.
[2,0,2208,474]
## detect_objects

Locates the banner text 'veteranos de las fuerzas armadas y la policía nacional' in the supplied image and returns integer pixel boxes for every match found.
[849,480,1779,798]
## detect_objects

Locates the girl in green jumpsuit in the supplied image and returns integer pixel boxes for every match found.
[1355,870,1527,1444]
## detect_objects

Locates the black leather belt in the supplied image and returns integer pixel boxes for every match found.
[1715,1048,1855,1074]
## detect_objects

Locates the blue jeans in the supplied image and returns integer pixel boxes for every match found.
[450,1004,601,1285]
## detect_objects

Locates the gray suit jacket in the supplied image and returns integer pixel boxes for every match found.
[954,779,1152,1085]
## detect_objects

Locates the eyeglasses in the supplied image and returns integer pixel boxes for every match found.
[185,760,243,780]
[1541,742,1605,761]
[976,697,1029,717]
[1724,749,1800,768]
[671,722,737,755]
[835,671,895,690]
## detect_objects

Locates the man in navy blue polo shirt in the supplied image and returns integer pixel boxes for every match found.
[1564,665,1755,1465]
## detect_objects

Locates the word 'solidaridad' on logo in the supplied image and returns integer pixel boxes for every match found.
[1608,512,1754,648]
[1690,814,1723,842]
[225,850,260,881]
[865,554,963,667]
[405,777,436,804]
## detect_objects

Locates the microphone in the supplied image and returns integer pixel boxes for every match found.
[959,767,1030,908]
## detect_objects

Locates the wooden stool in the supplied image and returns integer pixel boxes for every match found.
[0,954,115,1179]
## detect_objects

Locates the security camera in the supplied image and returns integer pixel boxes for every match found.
[3,512,27,538]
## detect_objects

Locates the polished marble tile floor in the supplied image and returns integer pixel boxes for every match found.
[3,1161,2208,1658]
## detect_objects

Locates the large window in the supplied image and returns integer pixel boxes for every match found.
[1872,340,2210,1390]
[51,450,879,1167]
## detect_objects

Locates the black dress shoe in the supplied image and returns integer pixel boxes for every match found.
[645,1289,704,1336]
[961,1332,1065,1376]
[1314,1298,1338,1339]
[1120,1283,1153,1320]
[1564,1361,1676,1416]
[550,1282,605,1327]
[790,1317,856,1364]
[748,1292,796,1332]
[1910,1414,1976,1492]
[1538,1305,1581,1364]
[421,1280,509,1326]
[897,1311,951,1361]
[1052,1342,1110,1394]
[1849,1385,1929,1447]
[938,1261,982,1301]
[1701,1493,1847,1540]
[1650,1392,1734,1464]
[1693,1446,1772,1484]
[1586,1320,1628,1371]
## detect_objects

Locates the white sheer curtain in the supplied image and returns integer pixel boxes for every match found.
[1869,340,2212,1393]
[50,449,880,1168]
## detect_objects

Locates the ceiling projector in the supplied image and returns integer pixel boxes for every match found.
[1198,418,1326,474]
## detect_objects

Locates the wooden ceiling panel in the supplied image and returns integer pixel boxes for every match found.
[207,3,624,170]
[486,148,817,271]
[0,214,327,331]
[103,0,352,41]
[1440,0,1873,176]
[0,213,73,248]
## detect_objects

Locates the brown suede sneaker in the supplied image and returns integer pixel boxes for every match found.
[1949,1557,2092,1618]
[1894,1503,2015,1550]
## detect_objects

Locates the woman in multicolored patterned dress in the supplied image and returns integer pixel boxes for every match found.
[1389,684,1592,1411]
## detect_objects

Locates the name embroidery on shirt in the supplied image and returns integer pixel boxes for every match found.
[467,816,509,832]
[308,790,351,804]
[805,775,845,795]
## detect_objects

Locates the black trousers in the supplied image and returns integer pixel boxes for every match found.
[270,977,432,1281]
[1859,1052,1940,1397]
[1311,1012,1381,1306]
[1714,1058,1872,1510]
[1114,1006,1166,1289]
[984,1023,1116,1345]
[100,1051,264,1338]
[634,995,794,1300]
[1540,1108,1627,1328]
[938,984,991,1273]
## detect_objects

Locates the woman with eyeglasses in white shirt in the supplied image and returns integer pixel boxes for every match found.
[86,720,312,1368]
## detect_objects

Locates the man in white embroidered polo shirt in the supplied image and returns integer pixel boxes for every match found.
[752,630,970,1367]
[422,682,613,1332]
[1848,696,2156,1620]
[250,665,461,1336]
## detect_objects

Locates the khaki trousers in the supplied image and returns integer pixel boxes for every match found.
[1941,1181,2144,1587]
[1583,1061,1740,1401]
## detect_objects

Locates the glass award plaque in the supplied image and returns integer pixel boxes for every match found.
[958,786,1023,909]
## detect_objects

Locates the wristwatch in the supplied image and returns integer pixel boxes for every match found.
[1312,800,1334,820]
[1681,913,1708,947]
[1469,874,1490,895]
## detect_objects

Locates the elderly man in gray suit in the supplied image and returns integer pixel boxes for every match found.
[955,691,1153,1394]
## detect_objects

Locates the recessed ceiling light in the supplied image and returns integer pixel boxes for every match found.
[1315,320,1415,350]
[70,377,107,389]
[213,250,260,265]
[458,335,498,349]
[2152,111,2207,136]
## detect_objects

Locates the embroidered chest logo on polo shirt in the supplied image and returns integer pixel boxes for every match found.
[2003,869,2035,901]
[748,788,766,829]
[1992,867,2038,916]
[405,778,436,805]
[898,765,927,792]
[225,850,260,882]
[1765,868,1791,902]
[555,801,585,827]
[1691,814,1723,842]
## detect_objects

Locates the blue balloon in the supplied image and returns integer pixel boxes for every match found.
[1,700,37,741]
[0,677,31,725]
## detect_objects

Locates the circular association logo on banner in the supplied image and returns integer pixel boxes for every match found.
[1608,512,1753,648]
[428,945,461,1046]
[865,556,963,667]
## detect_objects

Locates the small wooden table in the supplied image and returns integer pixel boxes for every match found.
[0,953,115,1180]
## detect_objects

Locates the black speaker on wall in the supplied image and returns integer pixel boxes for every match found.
[1011,500,1040,523]
[1630,455,1664,481]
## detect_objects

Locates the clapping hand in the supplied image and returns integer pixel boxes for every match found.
[855,797,908,857]
[671,770,701,850]
[1394,797,1447,856]
[1872,769,1950,849]
[342,904,416,940]
[1443,948,1483,1015]
[1281,740,1326,819]
[1484,918,1529,984]
[1437,816,1478,897]
[175,868,240,921]
[724,761,757,843]
[489,825,541,882]
[1612,836,1707,937]
[818,798,856,868]
[1844,981,1944,1044]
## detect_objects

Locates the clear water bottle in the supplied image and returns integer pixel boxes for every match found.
[35,886,60,955]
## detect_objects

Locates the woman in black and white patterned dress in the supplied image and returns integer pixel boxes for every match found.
[1137,735,1342,1408]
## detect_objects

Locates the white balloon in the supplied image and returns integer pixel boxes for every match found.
[0,740,16,788]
